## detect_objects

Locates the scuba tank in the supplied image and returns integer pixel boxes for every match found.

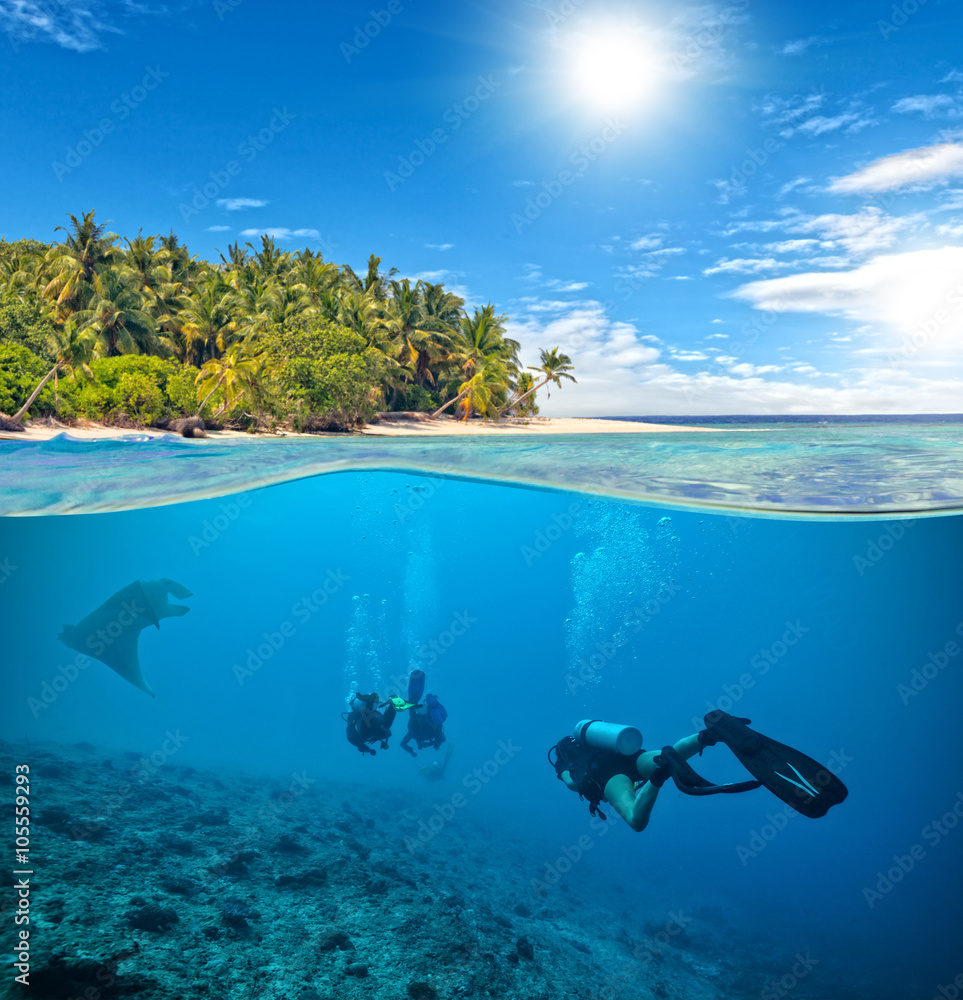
[408,669,426,704]
[573,720,642,755]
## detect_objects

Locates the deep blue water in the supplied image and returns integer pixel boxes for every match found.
[2,455,963,997]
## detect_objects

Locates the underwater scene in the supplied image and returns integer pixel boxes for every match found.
[2,432,963,1000]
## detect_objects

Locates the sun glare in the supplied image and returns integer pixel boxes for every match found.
[571,31,663,111]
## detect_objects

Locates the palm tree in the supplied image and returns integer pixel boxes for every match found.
[42,210,120,317]
[194,343,263,417]
[77,267,157,356]
[500,347,576,416]
[179,273,239,364]
[9,319,100,424]
[433,357,510,420]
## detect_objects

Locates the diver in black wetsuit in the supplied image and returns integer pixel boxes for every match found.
[401,694,446,756]
[345,693,397,755]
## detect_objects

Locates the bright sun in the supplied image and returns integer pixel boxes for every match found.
[571,31,663,111]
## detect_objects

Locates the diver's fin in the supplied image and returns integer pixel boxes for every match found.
[58,579,192,697]
[656,746,762,796]
[704,711,848,819]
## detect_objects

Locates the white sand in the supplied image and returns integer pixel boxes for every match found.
[0,414,720,443]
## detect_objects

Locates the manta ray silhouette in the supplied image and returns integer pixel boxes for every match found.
[58,579,193,697]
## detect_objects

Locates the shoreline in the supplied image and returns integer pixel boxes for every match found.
[0,414,727,443]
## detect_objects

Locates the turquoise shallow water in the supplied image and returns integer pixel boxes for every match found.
[1,425,962,998]
[3,423,963,516]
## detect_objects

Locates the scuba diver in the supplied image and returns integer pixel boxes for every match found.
[549,712,848,832]
[344,693,397,755]
[420,744,455,782]
[401,693,448,756]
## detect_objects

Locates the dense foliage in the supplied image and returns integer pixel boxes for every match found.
[0,212,574,431]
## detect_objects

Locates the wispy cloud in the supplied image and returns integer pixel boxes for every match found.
[218,198,269,211]
[239,227,320,240]
[828,142,963,193]
[0,0,117,52]
[892,94,963,118]
[704,257,792,276]
[778,36,827,56]
[425,243,454,251]
[206,225,231,232]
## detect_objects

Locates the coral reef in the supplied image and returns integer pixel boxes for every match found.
[0,739,876,1000]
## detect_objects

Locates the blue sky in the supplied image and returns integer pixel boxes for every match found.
[2,0,963,414]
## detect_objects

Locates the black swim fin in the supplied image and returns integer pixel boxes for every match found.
[704,711,848,819]
[654,746,762,796]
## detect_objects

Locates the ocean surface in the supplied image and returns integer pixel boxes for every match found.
[1,422,962,1000]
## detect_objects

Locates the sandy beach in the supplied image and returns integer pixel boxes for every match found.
[0,414,721,442]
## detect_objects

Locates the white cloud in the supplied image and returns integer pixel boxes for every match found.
[425,243,454,250]
[239,227,320,240]
[546,279,590,292]
[893,94,960,118]
[704,257,791,276]
[630,235,663,251]
[779,36,827,56]
[829,143,963,194]
[766,239,821,253]
[206,225,231,232]
[941,70,963,84]
[218,198,269,211]
[796,112,876,136]
[730,248,963,365]
[777,177,811,198]
[729,363,784,376]
[671,351,709,361]
[0,0,132,52]
[512,180,535,187]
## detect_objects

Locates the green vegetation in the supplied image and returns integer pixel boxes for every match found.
[0,211,576,432]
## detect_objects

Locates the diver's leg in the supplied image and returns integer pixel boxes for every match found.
[603,774,660,833]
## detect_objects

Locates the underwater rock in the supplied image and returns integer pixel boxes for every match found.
[126,903,179,932]
[513,903,531,917]
[317,929,354,952]
[158,873,206,897]
[218,896,255,927]
[516,937,534,961]
[407,981,438,999]
[346,961,369,978]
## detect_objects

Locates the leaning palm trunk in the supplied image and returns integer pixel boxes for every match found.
[431,388,470,418]
[500,376,548,416]
[196,371,228,415]
[11,363,61,424]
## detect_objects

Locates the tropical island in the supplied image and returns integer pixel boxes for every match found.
[0,211,581,438]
